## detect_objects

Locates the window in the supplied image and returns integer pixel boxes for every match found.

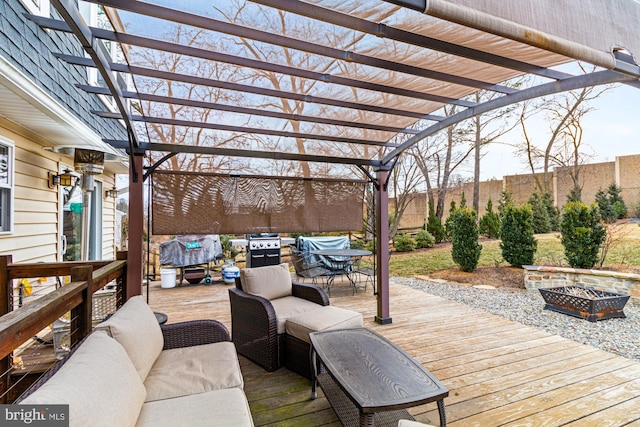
[19,0,50,17]
[0,137,14,233]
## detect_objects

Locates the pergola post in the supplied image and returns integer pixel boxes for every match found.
[126,154,144,299]
[375,169,392,325]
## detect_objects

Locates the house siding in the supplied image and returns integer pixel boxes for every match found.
[0,0,125,264]
[0,122,118,263]
[0,0,127,141]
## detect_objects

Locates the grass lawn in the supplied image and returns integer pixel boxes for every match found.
[390,221,640,277]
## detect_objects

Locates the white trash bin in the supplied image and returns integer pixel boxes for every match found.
[160,268,177,288]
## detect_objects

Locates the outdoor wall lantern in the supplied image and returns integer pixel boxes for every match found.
[48,169,76,188]
[105,187,118,199]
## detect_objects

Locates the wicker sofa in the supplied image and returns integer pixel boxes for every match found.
[229,263,362,378]
[19,296,253,427]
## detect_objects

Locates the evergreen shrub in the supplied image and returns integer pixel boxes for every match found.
[393,234,416,252]
[500,204,537,267]
[479,198,501,238]
[415,230,435,248]
[426,201,446,243]
[560,202,606,268]
[449,207,481,272]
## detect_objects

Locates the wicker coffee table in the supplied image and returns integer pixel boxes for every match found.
[310,328,448,427]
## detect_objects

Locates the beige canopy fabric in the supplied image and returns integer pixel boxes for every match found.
[31,0,637,179]
[424,0,640,69]
[56,0,629,179]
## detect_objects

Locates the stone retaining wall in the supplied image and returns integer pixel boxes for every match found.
[523,265,640,306]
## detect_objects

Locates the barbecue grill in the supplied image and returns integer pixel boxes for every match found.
[159,235,223,283]
[246,233,281,268]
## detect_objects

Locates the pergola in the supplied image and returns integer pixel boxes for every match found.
[30,0,640,323]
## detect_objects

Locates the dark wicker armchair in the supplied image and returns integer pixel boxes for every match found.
[228,276,329,372]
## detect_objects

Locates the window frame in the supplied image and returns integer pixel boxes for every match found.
[0,136,15,234]
[19,0,50,17]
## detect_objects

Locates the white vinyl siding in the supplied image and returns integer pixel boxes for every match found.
[0,126,119,263]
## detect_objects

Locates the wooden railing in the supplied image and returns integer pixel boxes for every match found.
[0,252,129,402]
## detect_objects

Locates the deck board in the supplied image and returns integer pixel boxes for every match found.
[146,277,640,426]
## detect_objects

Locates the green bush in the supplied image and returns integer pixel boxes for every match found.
[479,198,501,238]
[350,239,365,249]
[365,239,376,254]
[498,190,514,218]
[541,191,560,231]
[393,234,416,252]
[595,189,616,223]
[596,184,628,223]
[426,200,446,243]
[449,207,482,272]
[567,186,582,203]
[415,230,435,248]
[443,201,457,242]
[500,204,537,267]
[528,192,551,234]
[560,202,606,268]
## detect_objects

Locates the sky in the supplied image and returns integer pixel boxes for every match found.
[477,82,640,181]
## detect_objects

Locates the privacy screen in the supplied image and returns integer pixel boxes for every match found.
[152,172,366,235]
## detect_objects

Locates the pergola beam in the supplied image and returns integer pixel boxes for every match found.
[81,85,421,135]
[57,53,444,121]
[383,69,635,165]
[253,0,573,81]
[48,0,138,151]
[88,0,517,95]
[104,139,382,167]
[100,114,399,148]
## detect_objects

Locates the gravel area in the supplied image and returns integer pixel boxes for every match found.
[394,277,640,363]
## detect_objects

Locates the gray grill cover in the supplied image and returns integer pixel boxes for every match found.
[159,235,223,267]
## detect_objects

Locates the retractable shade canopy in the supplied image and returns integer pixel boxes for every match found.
[31,0,640,180]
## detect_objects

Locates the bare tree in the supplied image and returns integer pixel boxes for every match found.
[131,24,251,174]
[517,65,611,193]
[388,154,424,238]
[466,87,521,212]
[410,105,474,219]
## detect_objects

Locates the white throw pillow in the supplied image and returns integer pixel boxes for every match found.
[95,295,163,381]
[240,263,292,300]
[21,331,146,427]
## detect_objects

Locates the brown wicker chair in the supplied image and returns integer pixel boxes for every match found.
[228,275,329,373]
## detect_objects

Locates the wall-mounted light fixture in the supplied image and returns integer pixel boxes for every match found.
[48,169,76,188]
[105,187,119,199]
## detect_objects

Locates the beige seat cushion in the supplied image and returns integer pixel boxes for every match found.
[270,296,323,334]
[137,388,254,427]
[286,306,363,343]
[95,295,164,381]
[22,331,146,427]
[144,341,244,402]
[240,263,292,300]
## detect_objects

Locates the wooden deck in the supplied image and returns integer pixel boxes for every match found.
[145,277,640,426]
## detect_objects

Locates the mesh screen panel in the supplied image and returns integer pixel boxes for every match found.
[152,172,365,235]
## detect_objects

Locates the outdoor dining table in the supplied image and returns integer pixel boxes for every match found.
[309,249,372,293]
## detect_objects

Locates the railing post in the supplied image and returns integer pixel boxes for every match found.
[70,265,93,347]
[0,255,12,404]
[116,251,128,308]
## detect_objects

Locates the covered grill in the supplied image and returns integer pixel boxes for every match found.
[246,234,281,268]
[159,235,223,283]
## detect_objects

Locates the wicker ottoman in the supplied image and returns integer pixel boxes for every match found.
[284,306,363,378]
